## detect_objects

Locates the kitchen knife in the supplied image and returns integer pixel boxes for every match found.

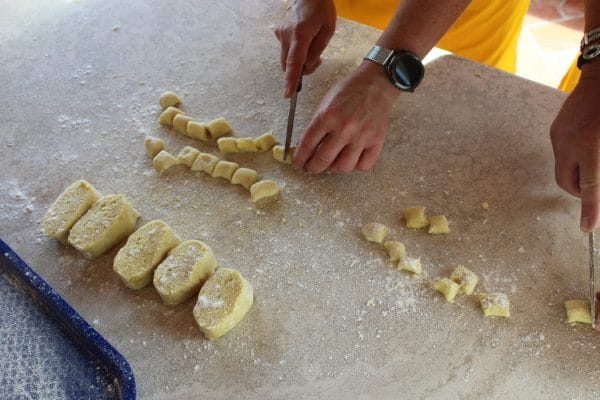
[590,231,596,328]
[284,75,303,161]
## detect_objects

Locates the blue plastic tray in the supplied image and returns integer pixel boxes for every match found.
[0,239,136,400]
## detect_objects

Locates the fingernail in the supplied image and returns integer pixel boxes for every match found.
[581,216,590,231]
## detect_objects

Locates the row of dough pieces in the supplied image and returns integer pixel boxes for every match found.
[41,179,253,340]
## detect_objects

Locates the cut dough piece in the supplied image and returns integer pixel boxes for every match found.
[211,160,240,181]
[159,91,182,109]
[403,207,429,229]
[217,137,239,153]
[565,299,592,325]
[153,240,217,306]
[398,257,422,275]
[450,265,479,295]
[206,117,233,139]
[159,106,183,126]
[144,136,165,158]
[173,114,195,135]
[152,150,178,174]
[254,133,278,152]
[479,292,510,317]
[361,222,390,244]
[383,241,406,262]
[113,220,181,290]
[187,121,208,141]
[231,168,258,190]
[193,268,253,340]
[191,153,220,175]
[236,138,259,152]
[250,180,280,203]
[68,194,140,259]
[272,145,294,164]
[176,146,200,167]
[433,278,461,303]
[42,180,101,243]
[428,215,450,234]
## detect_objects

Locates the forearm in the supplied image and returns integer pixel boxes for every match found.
[585,0,600,31]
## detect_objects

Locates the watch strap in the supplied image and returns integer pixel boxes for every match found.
[364,45,395,66]
[582,27,600,50]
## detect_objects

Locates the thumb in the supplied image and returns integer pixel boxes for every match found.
[579,157,600,232]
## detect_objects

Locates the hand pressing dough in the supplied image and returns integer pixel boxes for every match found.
[250,180,280,203]
[68,194,140,259]
[153,240,217,306]
[384,241,406,262]
[272,145,294,164]
[236,138,259,152]
[450,265,478,295]
[206,117,233,139]
[433,278,461,303]
[191,153,220,175]
[398,257,422,275]
[565,299,592,324]
[254,133,278,152]
[428,215,450,234]
[159,106,183,126]
[217,137,239,153]
[159,91,182,108]
[42,180,101,243]
[479,292,510,317]
[176,146,200,167]
[193,268,253,340]
[361,222,390,244]
[173,114,195,135]
[403,207,429,229]
[152,150,178,174]
[187,121,208,141]
[212,160,240,181]
[231,168,258,190]
[144,136,165,158]
[113,220,181,290]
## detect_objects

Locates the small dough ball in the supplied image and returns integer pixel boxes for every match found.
[159,91,182,109]
[403,207,429,229]
[565,299,592,325]
[217,137,239,153]
[231,168,258,190]
[159,106,183,126]
[187,121,208,141]
[272,145,294,164]
[191,153,220,175]
[481,201,489,210]
[42,180,101,243]
[479,292,510,317]
[383,241,406,262]
[428,215,450,234]
[193,268,253,340]
[206,117,233,139]
[68,194,140,259]
[176,146,200,167]
[152,150,178,174]
[398,257,422,275]
[250,180,280,203]
[236,137,259,152]
[254,133,278,152]
[433,278,461,303]
[173,114,195,135]
[114,220,181,290]
[450,265,479,295]
[144,136,165,158]
[153,240,217,306]
[211,160,240,181]
[361,222,390,244]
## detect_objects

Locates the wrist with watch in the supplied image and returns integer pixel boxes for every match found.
[363,45,424,92]
[578,26,600,69]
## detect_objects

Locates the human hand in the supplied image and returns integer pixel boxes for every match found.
[550,63,600,232]
[293,61,401,174]
[274,0,336,97]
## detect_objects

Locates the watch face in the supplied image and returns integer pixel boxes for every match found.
[387,51,424,92]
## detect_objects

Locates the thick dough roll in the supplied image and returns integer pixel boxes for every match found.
[42,180,101,243]
[68,194,140,259]
[114,220,181,290]
[193,268,253,340]
[153,240,217,306]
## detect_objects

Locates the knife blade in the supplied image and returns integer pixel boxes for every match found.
[284,75,303,162]
[590,231,596,328]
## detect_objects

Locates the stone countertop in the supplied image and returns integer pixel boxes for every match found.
[1,0,599,399]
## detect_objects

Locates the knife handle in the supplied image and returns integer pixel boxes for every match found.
[296,75,303,92]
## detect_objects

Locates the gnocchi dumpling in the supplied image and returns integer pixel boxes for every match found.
[191,153,220,175]
[211,160,240,181]
[173,114,195,134]
[187,121,208,141]
[206,117,233,139]
[231,168,258,190]
[398,257,422,275]
[152,150,178,174]
[254,133,278,152]
[450,265,478,295]
[250,180,280,203]
[565,299,592,325]
[272,145,294,164]
[217,137,239,153]
[383,241,406,262]
[176,146,201,167]
[236,138,259,152]
[159,106,183,126]
[159,91,182,109]
[479,292,510,317]
[403,207,429,229]
[433,278,461,303]
[144,136,165,158]
[361,222,390,244]
[428,215,450,234]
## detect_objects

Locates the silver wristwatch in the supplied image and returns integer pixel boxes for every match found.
[364,45,424,92]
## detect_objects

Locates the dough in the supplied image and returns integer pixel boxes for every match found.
[479,292,510,317]
[211,160,240,181]
[250,180,280,203]
[206,117,233,139]
[361,222,390,244]
[144,136,165,158]
[193,268,253,340]
[42,180,101,243]
[153,240,217,306]
[272,145,294,164]
[433,278,461,303]
[254,133,278,152]
[176,146,200,167]
[187,121,208,141]
[159,106,183,126]
[383,241,406,262]
[565,299,592,324]
[231,167,258,190]
[113,220,181,290]
[191,153,220,175]
[159,91,182,108]
[68,194,140,259]
[152,150,178,174]
[403,207,429,229]
[217,137,239,153]
[172,114,195,135]
[236,138,259,152]
[398,257,422,275]
[428,215,450,234]
[450,265,478,295]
